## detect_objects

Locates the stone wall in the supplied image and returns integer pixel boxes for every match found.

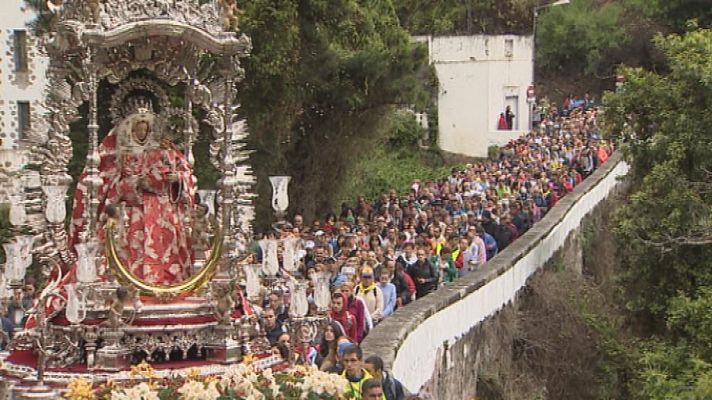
[361,153,629,396]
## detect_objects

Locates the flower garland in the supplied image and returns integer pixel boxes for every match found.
[63,361,351,400]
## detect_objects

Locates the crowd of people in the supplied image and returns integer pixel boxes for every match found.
[0,96,612,399]
[256,98,613,399]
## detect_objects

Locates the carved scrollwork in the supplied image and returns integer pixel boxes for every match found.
[53,0,229,37]
[44,330,83,368]
[121,331,207,362]
[95,39,195,85]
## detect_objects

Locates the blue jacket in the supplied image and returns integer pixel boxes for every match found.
[378,282,397,318]
[482,232,498,260]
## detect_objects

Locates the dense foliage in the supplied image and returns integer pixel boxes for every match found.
[534,0,712,90]
[393,0,540,35]
[603,26,712,399]
[237,0,431,224]
[335,111,450,206]
[0,205,11,265]
[535,0,628,77]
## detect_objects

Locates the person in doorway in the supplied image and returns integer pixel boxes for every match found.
[505,105,515,130]
[497,113,509,130]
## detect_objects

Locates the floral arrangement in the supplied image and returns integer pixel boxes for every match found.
[63,361,350,400]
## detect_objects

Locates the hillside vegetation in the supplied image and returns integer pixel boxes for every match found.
[601,25,712,399]
[395,0,712,98]
[495,25,712,400]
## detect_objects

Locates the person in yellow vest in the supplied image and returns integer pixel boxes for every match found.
[341,344,384,399]
[429,226,446,256]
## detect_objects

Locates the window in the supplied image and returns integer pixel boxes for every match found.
[504,39,514,58]
[14,30,28,73]
[17,102,31,138]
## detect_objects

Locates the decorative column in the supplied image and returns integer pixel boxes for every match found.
[220,55,238,266]
[83,49,102,241]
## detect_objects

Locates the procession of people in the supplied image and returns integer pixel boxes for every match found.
[250,98,612,398]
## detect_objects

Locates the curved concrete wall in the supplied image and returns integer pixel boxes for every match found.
[361,153,630,393]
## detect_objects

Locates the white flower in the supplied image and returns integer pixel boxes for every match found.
[297,368,347,398]
[111,382,160,400]
[177,380,221,400]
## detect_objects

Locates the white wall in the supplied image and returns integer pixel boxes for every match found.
[415,35,533,158]
[0,0,47,174]
[391,160,630,392]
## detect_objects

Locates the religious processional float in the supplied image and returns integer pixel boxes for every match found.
[0,1,340,398]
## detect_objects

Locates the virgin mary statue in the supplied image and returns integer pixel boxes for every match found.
[69,100,196,286]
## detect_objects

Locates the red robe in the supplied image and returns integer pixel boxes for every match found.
[497,115,509,130]
[28,128,196,329]
[69,128,195,285]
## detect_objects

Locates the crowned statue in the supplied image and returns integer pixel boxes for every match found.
[0,0,266,391]
[68,96,195,285]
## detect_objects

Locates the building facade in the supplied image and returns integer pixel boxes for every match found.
[0,0,47,198]
[415,35,534,158]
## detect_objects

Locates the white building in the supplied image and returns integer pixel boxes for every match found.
[0,1,47,198]
[415,35,534,158]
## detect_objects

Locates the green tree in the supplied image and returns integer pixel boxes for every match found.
[536,0,628,77]
[603,26,712,399]
[237,0,429,224]
[606,25,712,318]
[393,0,540,35]
[0,205,12,265]
[335,111,450,204]
[624,0,712,33]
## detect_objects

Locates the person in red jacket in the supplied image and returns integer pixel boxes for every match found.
[391,261,415,308]
[340,281,367,342]
[497,113,509,130]
[330,292,358,342]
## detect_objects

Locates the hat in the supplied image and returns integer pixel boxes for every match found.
[361,266,374,278]
[315,230,325,237]
[304,240,315,250]
[337,341,353,356]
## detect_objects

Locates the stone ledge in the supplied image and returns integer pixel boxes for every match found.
[362,152,625,372]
